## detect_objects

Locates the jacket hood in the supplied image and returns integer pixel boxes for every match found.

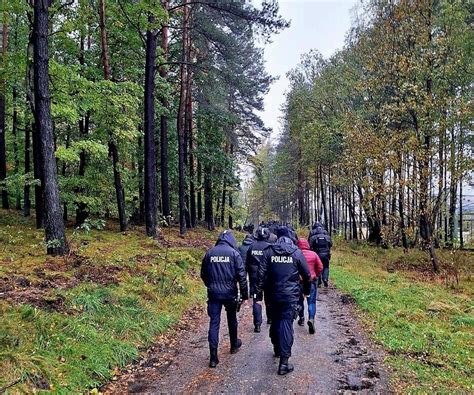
[216,230,238,249]
[242,235,254,246]
[297,238,310,250]
[276,226,291,239]
[270,236,298,255]
[312,222,322,229]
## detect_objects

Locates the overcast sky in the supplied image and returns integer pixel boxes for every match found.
[258,0,359,137]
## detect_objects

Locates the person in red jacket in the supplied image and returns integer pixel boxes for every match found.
[296,238,323,334]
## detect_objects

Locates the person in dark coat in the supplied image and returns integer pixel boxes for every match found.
[201,230,249,368]
[238,233,254,264]
[308,226,333,287]
[256,234,311,376]
[307,221,325,242]
[245,226,270,333]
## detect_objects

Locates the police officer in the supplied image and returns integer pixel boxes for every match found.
[201,230,249,368]
[245,226,271,333]
[308,225,333,287]
[239,232,254,264]
[256,227,311,375]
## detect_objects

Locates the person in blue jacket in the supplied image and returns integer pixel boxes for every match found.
[245,226,271,333]
[256,228,311,376]
[201,230,249,368]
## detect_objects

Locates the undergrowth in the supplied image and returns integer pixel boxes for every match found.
[331,243,473,394]
[0,210,210,393]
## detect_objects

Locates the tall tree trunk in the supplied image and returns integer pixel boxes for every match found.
[26,36,43,227]
[12,87,21,210]
[204,165,214,230]
[397,156,408,250]
[176,0,190,235]
[187,72,196,228]
[459,125,464,249]
[197,159,202,220]
[418,8,438,271]
[319,165,328,227]
[62,131,69,221]
[75,32,89,226]
[160,0,170,218]
[32,122,44,228]
[75,114,89,225]
[447,126,457,247]
[144,16,158,237]
[297,160,304,226]
[328,169,333,234]
[99,0,127,231]
[228,144,234,229]
[220,178,226,227]
[0,12,9,209]
[33,0,67,255]
[23,121,31,216]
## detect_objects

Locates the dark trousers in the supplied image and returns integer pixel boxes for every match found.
[318,255,330,283]
[250,280,263,326]
[264,293,272,322]
[269,302,296,358]
[207,299,238,349]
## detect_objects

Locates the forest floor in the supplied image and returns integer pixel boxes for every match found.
[1,209,472,393]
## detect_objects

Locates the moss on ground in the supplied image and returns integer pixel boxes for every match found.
[331,242,473,394]
[0,210,213,393]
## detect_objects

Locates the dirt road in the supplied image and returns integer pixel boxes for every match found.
[104,286,390,394]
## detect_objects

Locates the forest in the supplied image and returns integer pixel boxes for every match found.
[0,0,473,393]
[0,0,287,254]
[247,0,473,271]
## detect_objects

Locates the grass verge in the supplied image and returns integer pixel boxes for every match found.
[331,243,473,393]
[0,210,214,393]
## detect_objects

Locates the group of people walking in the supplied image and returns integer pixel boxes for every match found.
[200,222,333,375]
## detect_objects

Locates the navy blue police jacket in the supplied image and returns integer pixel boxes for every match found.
[201,231,248,301]
[238,235,254,265]
[245,239,270,294]
[256,237,311,304]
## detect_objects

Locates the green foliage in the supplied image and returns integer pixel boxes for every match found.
[331,245,473,393]
[0,211,209,392]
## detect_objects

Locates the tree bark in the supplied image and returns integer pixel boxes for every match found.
[144,16,158,237]
[75,32,89,226]
[23,121,31,216]
[397,156,408,250]
[160,0,170,218]
[204,164,214,230]
[33,0,67,255]
[176,0,190,235]
[99,0,127,231]
[197,159,202,220]
[187,69,196,228]
[0,12,9,209]
[12,87,21,210]
[319,165,328,227]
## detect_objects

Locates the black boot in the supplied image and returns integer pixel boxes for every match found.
[254,324,261,333]
[209,347,219,368]
[308,319,315,335]
[230,338,242,354]
[297,317,304,326]
[278,357,294,375]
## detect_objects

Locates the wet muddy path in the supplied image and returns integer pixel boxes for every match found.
[104,286,391,394]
